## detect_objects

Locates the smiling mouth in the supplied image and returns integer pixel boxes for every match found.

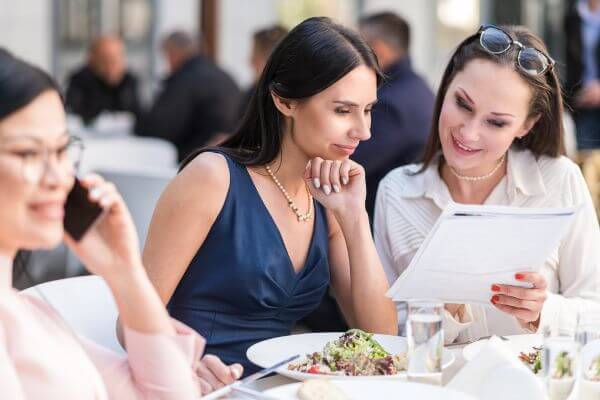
[451,134,482,153]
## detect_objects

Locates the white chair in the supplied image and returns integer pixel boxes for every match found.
[22,276,124,355]
[78,137,178,175]
[95,167,176,246]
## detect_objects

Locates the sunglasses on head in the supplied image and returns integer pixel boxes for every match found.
[477,24,555,76]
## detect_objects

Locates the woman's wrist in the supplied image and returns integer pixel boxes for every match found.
[333,207,369,231]
[103,262,148,293]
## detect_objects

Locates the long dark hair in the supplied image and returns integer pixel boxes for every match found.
[419,25,565,173]
[180,17,382,170]
[0,48,61,279]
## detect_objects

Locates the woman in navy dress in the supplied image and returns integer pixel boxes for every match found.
[142,17,397,387]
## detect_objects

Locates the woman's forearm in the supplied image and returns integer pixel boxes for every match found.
[335,209,398,334]
[106,266,175,336]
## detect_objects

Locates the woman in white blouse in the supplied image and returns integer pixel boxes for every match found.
[374,25,600,344]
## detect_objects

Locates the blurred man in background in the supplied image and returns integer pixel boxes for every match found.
[355,12,434,223]
[66,35,141,124]
[565,0,600,150]
[136,31,240,162]
[238,25,288,120]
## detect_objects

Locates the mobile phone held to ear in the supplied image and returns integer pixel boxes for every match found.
[63,178,104,241]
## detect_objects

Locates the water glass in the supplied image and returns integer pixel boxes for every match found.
[576,308,600,399]
[543,328,579,400]
[406,299,443,385]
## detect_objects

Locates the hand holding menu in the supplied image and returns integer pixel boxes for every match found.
[386,203,577,305]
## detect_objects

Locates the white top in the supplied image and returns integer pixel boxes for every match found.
[374,147,600,343]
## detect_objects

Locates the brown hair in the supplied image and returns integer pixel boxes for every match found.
[253,25,289,58]
[419,25,565,173]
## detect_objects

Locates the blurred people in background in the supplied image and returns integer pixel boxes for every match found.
[564,0,600,149]
[65,35,141,124]
[355,12,434,223]
[238,25,289,120]
[136,31,240,162]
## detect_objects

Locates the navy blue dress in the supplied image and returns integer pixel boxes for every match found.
[167,152,330,375]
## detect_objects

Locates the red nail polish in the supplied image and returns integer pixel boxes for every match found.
[491,284,501,292]
[491,295,499,303]
[515,273,525,280]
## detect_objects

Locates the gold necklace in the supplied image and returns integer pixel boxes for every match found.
[449,154,506,182]
[265,165,313,222]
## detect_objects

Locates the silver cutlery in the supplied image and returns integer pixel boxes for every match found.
[445,335,509,348]
[201,354,299,400]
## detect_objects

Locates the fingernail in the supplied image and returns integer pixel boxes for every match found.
[342,177,349,185]
[313,178,320,188]
[100,196,110,207]
[515,273,525,280]
[231,365,242,379]
[332,184,340,193]
[491,295,499,303]
[491,284,501,292]
[89,188,101,200]
[305,161,311,170]
[322,185,331,195]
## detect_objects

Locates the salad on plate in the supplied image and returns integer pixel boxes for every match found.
[288,329,407,376]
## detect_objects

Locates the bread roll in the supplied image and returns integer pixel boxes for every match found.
[297,380,351,400]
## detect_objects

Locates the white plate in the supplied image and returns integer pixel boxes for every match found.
[462,334,543,361]
[247,332,454,381]
[263,379,477,399]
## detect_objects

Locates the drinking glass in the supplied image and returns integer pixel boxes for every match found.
[576,308,600,399]
[543,326,578,400]
[406,299,444,385]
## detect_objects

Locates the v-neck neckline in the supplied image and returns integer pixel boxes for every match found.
[243,166,318,277]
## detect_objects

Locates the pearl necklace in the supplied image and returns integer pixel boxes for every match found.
[265,165,313,222]
[449,154,506,182]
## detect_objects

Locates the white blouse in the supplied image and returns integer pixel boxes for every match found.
[374,147,600,344]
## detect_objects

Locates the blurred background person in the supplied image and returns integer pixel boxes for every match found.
[135,30,240,162]
[238,24,289,121]
[564,0,600,150]
[65,35,141,125]
[355,12,434,223]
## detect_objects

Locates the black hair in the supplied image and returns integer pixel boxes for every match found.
[0,48,59,120]
[0,48,61,281]
[180,16,382,169]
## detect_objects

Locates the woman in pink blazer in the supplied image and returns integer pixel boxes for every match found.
[0,49,240,398]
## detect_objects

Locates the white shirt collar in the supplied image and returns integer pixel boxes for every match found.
[400,147,547,206]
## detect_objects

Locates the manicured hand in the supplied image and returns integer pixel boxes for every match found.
[491,272,547,328]
[304,157,366,215]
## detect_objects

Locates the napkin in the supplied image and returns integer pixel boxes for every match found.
[447,336,545,400]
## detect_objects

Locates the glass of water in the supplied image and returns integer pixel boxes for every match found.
[576,308,600,399]
[543,327,579,400]
[406,299,444,385]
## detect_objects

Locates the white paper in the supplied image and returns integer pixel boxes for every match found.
[386,202,577,304]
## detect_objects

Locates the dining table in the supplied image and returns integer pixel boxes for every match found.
[221,344,469,399]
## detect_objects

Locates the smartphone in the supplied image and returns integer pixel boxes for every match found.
[63,178,104,241]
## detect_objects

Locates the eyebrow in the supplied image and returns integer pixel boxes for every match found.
[0,131,70,143]
[333,99,378,107]
[456,87,516,119]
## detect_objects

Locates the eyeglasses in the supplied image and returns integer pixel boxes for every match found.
[477,24,555,76]
[0,135,84,184]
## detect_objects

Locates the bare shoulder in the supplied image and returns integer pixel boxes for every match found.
[161,151,230,215]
